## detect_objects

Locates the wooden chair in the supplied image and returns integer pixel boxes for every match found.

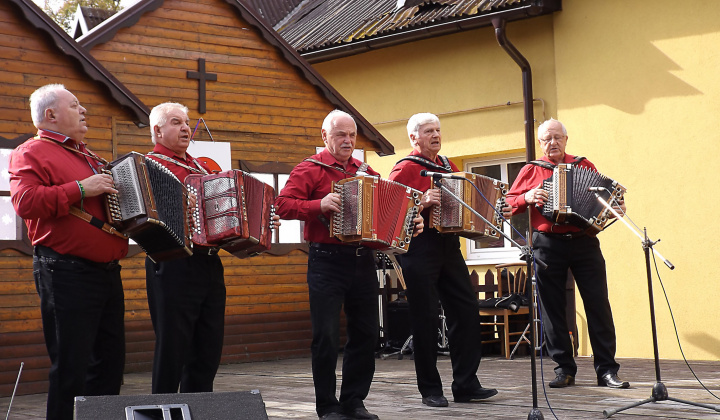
[477,262,531,359]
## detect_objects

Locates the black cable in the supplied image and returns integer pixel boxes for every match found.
[651,251,720,401]
[533,257,560,420]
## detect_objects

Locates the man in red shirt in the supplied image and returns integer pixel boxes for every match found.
[9,84,128,420]
[275,110,422,420]
[144,102,226,394]
[389,113,499,408]
[506,118,629,389]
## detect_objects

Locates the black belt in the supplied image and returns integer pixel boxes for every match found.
[35,245,120,271]
[536,230,586,240]
[309,242,372,257]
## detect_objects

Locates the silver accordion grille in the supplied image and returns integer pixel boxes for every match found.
[110,157,145,220]
[439,178,464,227]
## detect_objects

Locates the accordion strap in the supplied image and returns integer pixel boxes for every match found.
[146,152,209,175]
[68,206,128,239]
[35,136,109,165]
[530,156,586,170]
[303,158,369,175]
[396,155,453,172]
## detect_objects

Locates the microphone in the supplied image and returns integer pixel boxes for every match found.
[588,187,606,192]
[420,170,465,180]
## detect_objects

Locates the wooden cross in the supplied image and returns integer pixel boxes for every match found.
[186,58,217,114]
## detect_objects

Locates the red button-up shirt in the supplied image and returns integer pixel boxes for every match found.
[274,149,380,244]
[506,154,597,233]
[146,143,210,183]
[9,130,128,262]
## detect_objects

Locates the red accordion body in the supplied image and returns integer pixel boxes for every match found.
[430,172,507,240]
[330,175,422,254]
[185,170,274,258]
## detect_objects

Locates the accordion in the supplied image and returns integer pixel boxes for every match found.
[430,172,508,240]
[539,163,626,234]
[104,152,192,262]
[185,170,275,258]
[330,175,422,254]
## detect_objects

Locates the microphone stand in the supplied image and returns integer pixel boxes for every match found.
[432,177,545,420]
[589,192,720,418]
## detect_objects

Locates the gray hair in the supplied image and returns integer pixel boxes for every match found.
[29,84,66,127]
[538,118,567,138]
[407,113,440,145]
[149,102,189,143]
[321,109,356,133]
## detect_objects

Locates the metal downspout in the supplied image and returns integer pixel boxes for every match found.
[492,17,544,420]
[492,18,536,163]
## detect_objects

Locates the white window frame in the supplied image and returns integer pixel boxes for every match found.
[464,154,528,265]
[249,172,304,245]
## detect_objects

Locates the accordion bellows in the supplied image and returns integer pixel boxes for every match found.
[330,176,422,254]
[430,172,508,240]
[105,152,192,262]
[540,163,626,234]
[185,170,274,258]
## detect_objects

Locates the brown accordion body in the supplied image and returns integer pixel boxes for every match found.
[539,163,626,235]
[105,152,192,262]
[430,172,507,240]
[185,170,274,258]
[330,176,422,254]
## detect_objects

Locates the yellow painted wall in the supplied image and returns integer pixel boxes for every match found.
[552,0,720,361]
[313,2,720,362]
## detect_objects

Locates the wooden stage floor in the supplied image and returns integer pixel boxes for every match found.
[2,355,719,419]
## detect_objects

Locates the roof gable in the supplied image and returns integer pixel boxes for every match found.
[5,0,149,126]
[79,0,393,156]
[70,5,117,39]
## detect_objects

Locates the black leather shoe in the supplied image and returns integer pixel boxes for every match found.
[549,373,575,388]
[344,407,379,419]
[320,413,350,420]
[421,395,449,407]
[598,372,630,389]
[453,387,498,402]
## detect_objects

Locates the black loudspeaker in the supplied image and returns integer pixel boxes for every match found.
[74,390,268,420]
[386,296,411,348]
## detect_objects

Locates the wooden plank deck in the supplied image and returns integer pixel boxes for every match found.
[2,355,719,419]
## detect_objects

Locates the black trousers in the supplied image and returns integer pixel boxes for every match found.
[33,246,125,420]
[533,232,620,378]
[307,243,379,417]
[145,252,226,394]
[398,229,483,398]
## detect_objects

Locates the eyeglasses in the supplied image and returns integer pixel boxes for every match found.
[539,135,566,144]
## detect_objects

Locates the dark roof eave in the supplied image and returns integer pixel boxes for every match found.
[299,1,561,64]
[13,0,150,126]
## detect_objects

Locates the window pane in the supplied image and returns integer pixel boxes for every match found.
[0,149,11,191]
[508,162,529,246]
[251,172,273,186]
[471,164,501,180]
[275,174,303,244]
[278,219,302,243]
[0,197,20,240]
[278,174,290,191]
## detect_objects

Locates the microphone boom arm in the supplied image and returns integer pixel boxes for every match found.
[432,178,531,257]
[592,192,674,269]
